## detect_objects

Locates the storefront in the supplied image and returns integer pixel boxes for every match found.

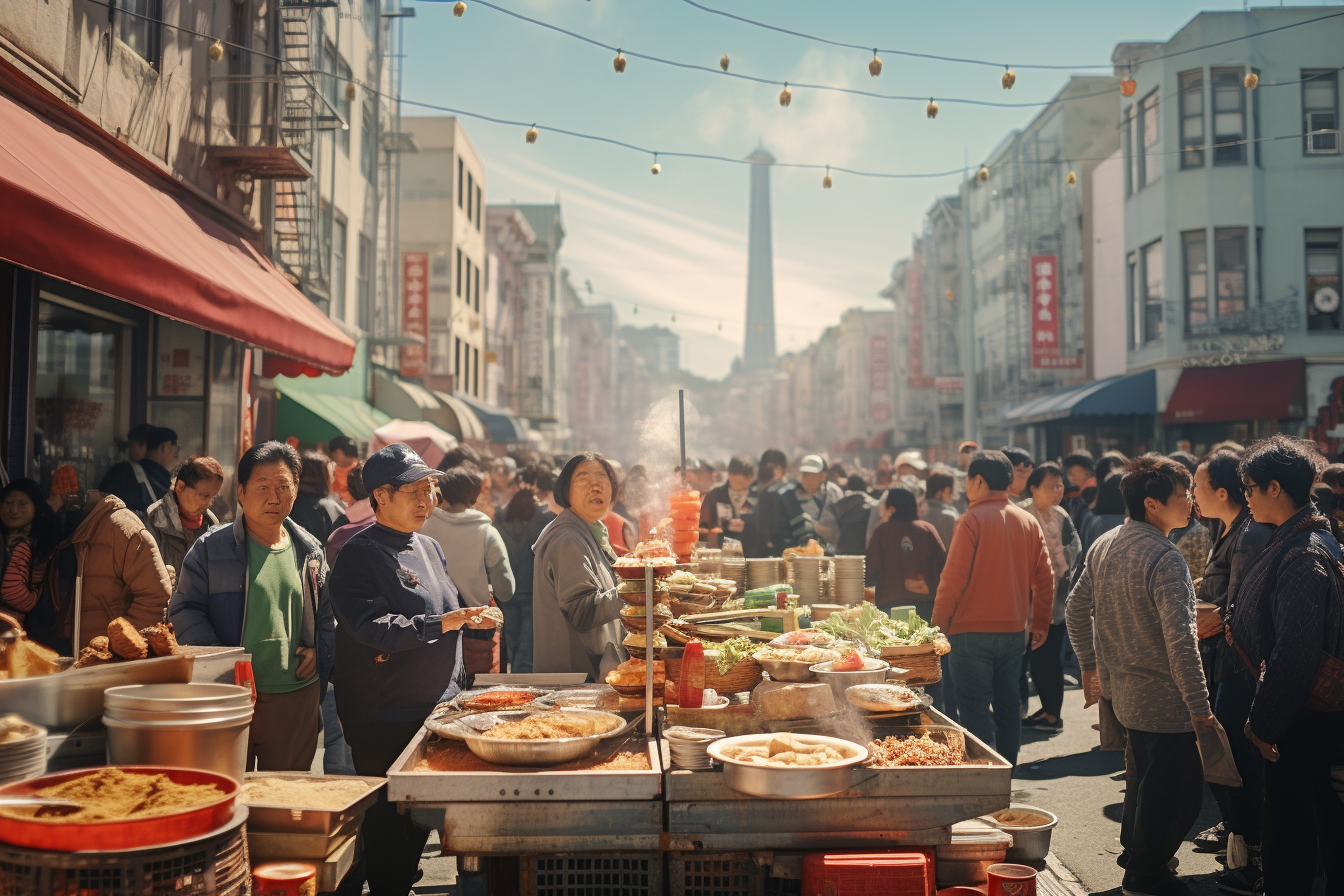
[1160,358,1305,455]
[1002,370,1157,459]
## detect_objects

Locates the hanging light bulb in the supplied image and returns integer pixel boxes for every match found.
[926,99,939,119]
[345,82,356,101]
[1066,170,1077,186]
[779,82,792,107]
[822,165,832,189]
[650,153,661,175]
[671,312,677,323]
[1001,66,1016,90]
[208,39,224,62]
[945,289,955,302]
[719,53,730,72]
[1244,71,1259,89]
[452,1,466,16]
[525,124,538,144]
[1121,67,1136,97]
[868,50,882,78]
[633,305,639,315]
[613,50,626,73]
[977,165,990,182]
[717,320,723,332]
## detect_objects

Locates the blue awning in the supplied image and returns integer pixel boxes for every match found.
[453,393,529,444]
[1003,370,1156,424]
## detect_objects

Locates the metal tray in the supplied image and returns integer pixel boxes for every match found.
[0,654,193,728]
[247,815,359,859]
[241,773,385,835]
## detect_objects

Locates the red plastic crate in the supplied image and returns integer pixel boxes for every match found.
[802,850,936,896]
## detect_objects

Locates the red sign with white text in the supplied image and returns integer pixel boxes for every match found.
[1030,254,1060,369]
[400,252,429,379]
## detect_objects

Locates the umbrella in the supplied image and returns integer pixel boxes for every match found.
[369,420,458,469]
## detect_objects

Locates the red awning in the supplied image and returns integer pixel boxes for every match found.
[1161,359,1306,425]
[0,76,354,374]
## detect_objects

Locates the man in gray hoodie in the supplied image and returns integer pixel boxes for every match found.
[1067,455,1214,896]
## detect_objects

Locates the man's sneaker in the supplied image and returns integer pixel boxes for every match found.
[1121,872,1192,896]
[1216,854,1263,896]
[1194,822,1229,851]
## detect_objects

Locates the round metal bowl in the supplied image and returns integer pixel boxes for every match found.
[707,734,868,799]
[754,657,821,682]
[986,804,1059,861]
[451,709,628,766]
[808,658,891,702]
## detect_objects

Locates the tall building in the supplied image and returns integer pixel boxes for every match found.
[742,148,778,373]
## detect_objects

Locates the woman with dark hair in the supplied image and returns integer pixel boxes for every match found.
[531,452,625,679]
[494,477,558,673]
[1082,472,1127,555]
[1021,463,1081,731]
[170,440,334,771]
[866,486,947,617]
[145,455,224,575]
[1,479,60,626]
[289,452,343,546]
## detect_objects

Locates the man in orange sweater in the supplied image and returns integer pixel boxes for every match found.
[932,450,1054,765]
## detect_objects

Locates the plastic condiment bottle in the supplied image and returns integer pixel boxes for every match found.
[680,640,705,708]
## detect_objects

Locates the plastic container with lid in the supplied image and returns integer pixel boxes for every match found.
[935,820,1013,887]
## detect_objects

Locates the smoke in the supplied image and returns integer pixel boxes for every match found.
[625,394,704,534]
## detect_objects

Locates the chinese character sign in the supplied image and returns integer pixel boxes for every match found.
[1030,254,1060,369]
[870,334,891,422]
[400,252,429,379]
[906,253,934,388]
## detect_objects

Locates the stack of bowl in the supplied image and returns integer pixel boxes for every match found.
[0,716,47,785]
[831,556,866,604]
[791,556,824,605]
[746,558,783,591]
[664,726,724,770]
[103,683,254,781]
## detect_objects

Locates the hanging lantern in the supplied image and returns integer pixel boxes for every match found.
[633,305,639,315]
[525,124,538,144]
[822,166,832,189]
[651,154,661,175]
[719,53,729,72]
[452,1,466,16]
[1244,71,1258,89]
[926,99,939,119]
[208,39,224,62]
[717,320,723,332]
[977,165,989,182]
[1120,77,1136,97]
[613,51,626,73]
[1001,67,1016,90]
[945,289,955,302]
[779,83,792,107]
[671,312,677,323]
[344,82,356,101]
[1066,170,1077,186]
[868,50,882,78]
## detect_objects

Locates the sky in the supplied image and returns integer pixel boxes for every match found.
[398,0,1327,379]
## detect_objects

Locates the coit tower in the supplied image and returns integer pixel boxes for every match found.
[742,147,777,372]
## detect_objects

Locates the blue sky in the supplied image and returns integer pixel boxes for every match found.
[400,0,1319,379]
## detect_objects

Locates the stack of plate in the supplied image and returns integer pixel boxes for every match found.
[746,558,783,590]
[0,716,48,786]
[831,555,866,604]
[664,726,724,770]
[721,559,746,593]
[791,556,824,605]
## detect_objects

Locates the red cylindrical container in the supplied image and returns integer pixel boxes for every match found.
[253,862,317,896]
[234,660,257,702]
[679,640,705,708]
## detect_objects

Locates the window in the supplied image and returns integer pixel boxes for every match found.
[360,93,377,183]
[1128,251,1140,347]
[1141,240,1164,345]
[1179,70,1204,168]
[319,199,334,288]
[475,185,483,230]
[466,172,474,223]
[363,0,378,41]
[473,347,480,397]
[457,157,464,209]
[474,260,480,311]
[1124,105,1139,194]
[356,234,373,332]
[1307,229,1342,331]
[1141,90,1161,185]
[1183,230,1208,329]
[464,260,472,305]
[1303,69,1340,154]
[331,214,348,319]
[1211,68,1246,165]
[118,0,163,67]
[455,248,462,297]
[1214,228,1248,318]
[337,58,352,154]
[454,336,462,383]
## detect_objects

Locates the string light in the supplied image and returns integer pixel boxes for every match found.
[719,53,729,72]
[1066,170,1077,186]
[717,320,723,332]
[945,289,955,302]
[779,82,792,106]
[926,99,939,119]
[651,153,661,175]
[453,1,465,16]
[1244,71,1259,89]
[1001,67,1016,90]
[869,50,882,78]
[345,82,356,101]
[671,312,678,322]
[1121,67,1136,97]
[208,39,223,62]
[614,50,627,73]
[977,166,990,182]
[822,166,832,189]
[525,124,538,143]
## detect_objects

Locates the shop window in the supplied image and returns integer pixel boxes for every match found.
[149,318,206,459]
[118,0,163,68]
[1215,228,1248,317]
[1179,70,1204,168]
[1303,69,1340,155]
[1306,229,1343,331]
[207,336,242,517]
[1141,240,1164,346]
[1211,68,1247,165]
[1182,230,1208,330]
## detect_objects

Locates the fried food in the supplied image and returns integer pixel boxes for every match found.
[484,712,621,740]
[138,623,179,658]
[73,644,116,668]
[605,659,665,688]
[718,734,854,767]
[460,690,541,712]
[0,714,41,744]
[868,733,962,767]
[107,617,148,660]
[0,768,224,821]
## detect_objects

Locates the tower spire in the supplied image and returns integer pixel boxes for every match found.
[742,147,777,372]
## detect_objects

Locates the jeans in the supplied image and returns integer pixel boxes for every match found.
[1208,672,1262,844]
[1262,709,1344,896]
[321,685,355,776]
[948,631,1026,766]
[337,720,431,896]
[1028,623,1068,718]
[502,593,534,673]
[1120,729,1205,889]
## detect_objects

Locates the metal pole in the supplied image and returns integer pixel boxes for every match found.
[961,149,980,445]
[644,566,653,735]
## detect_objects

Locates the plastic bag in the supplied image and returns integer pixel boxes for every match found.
[1195,718,1244,788]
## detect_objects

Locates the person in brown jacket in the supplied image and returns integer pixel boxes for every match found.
[931,450,1054,766]
[56,495,173,650]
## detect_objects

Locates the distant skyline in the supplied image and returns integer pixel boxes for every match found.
[400,0,1325,378]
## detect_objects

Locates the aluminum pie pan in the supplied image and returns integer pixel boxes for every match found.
[443,709,629,766]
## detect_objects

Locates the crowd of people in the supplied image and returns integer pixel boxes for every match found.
[1,426,1342,896]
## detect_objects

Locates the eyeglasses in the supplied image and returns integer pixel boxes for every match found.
[1240,480,1260,495]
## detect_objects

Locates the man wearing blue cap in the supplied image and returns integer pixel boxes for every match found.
[329,444,499,896]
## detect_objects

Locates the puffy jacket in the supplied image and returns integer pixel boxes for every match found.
[169,516,335,694]
[144,491,218,577]
[53,496,173,650]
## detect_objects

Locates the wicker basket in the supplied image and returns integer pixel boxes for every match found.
[664,656,763,695]
[669,597,716,619]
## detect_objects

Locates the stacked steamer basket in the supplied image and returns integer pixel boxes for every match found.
[790,556,824,606]
[615,558,676,661]
[0,716,46,785]
[721,557,746,595]
[745,558,783,591]
[669,489,701,564]
[831,556,866,605]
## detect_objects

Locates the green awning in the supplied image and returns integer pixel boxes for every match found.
[275,378,391,445]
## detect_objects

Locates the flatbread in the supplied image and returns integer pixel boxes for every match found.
[845,684,924,713]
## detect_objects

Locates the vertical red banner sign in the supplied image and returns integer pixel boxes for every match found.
[1030,254,1059,369]
[400,252,429,379]
[906,253,934,388]
[869,334,891,423]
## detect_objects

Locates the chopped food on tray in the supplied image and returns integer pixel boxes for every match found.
[484,712,621,740]
[868,734,962,767]
[241,777,373,810]
[0,769,224,821]
[719,733,854,767]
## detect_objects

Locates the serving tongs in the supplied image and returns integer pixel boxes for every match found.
[0,795,84,815]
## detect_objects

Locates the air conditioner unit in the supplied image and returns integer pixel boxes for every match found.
[1305,112,1339,154]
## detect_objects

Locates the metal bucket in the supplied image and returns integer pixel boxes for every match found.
[104,683,252,712]
[103,695,253,783]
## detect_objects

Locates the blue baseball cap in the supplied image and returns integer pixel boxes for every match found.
[362,444,436,493]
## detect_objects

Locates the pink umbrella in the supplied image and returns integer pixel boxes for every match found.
[369,420,458,470]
